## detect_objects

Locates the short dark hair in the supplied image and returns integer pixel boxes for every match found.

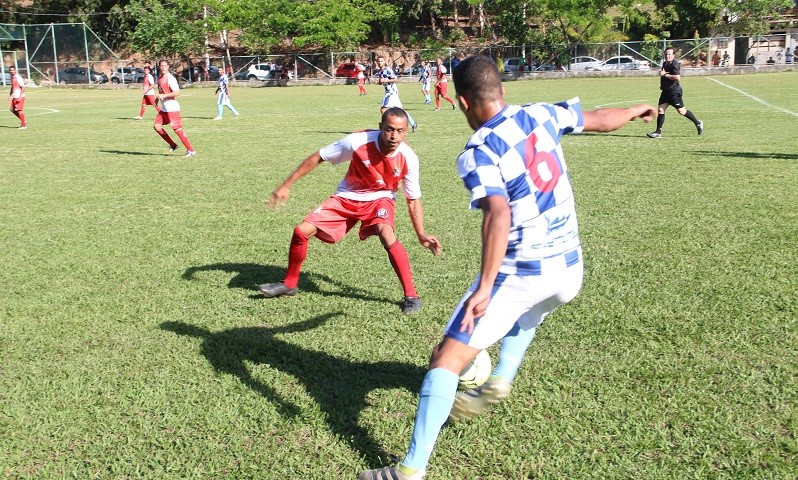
[452,55,502,104]
[381,107,409,124]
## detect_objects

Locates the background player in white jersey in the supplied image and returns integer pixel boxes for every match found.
[214,65,239,120]
[376,56,418,133]
[259,107,441,314]
[7,66,26,129]
[647,47,704,138]
[433,57,456,111]
[154,59,196,157]
[358,55,656,480]
[417,60,431,104]
[134,66,159,120]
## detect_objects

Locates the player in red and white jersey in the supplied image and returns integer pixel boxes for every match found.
[7,66,27,129]
[134,65,160,120]
[356,62,367,96]
[153,60,196,157]
[434,57,456,111]
[259,107,441,314]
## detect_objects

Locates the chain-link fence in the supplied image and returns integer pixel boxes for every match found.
[3,23,796,88]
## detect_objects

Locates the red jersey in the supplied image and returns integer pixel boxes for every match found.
[11,73,25,98]
[319,130,422,201]
[436,64,448,83]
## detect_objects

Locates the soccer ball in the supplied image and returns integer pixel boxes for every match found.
[458,349,492,389]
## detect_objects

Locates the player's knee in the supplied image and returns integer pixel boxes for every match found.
[154,126,163,133]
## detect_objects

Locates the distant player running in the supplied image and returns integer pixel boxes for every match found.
[214,66,239,120]
[7,66,27,129]
[418,60,431,104]
[376,56,418,132]
[134,66,160,120]
[258,107,441,314]
[647,47,704,138]
[154,59,196,157]
[433,57,456,111]
[357,62,367,96]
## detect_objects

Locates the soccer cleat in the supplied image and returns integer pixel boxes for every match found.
[134,116,143,120]
[18,125,27,129]
[168,145,178,154]
[424,100,431,104]
[184,150,197,157]
[449,376,512,421]
[452,102,456,110]
[696,120,704,136]
[411,123,418,133]
[234,114,239,119]
[258,282,298,298]
[646,131,662,138]
[213,116,223,120]
[358,465,426,480]
[401,296,422,314]
[434,108,440,112]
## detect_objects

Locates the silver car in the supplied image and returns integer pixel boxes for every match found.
[586,56,651,71]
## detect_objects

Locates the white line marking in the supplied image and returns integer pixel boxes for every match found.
[25,107,60,116]
[595,99,647,108]
[707,77,798,118]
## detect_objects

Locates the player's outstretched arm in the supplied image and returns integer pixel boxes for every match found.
[582,104,657,133]
[265,151,324,208]
[405,198,442,256]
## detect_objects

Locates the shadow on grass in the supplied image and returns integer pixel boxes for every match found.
[100,149,169,156]
[690,150,798,161]
[182,262,397,306]
[161,315,425,464]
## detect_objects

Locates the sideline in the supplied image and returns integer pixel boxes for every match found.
[25,107,60,116]
[706,77,798,118]
[595,99,648,108]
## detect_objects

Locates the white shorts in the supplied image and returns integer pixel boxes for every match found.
[444,248,584,350]
[381,93,403,109]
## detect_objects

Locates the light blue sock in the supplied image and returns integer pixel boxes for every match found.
[407,112,417,128]
[492,324,537,381]
[402,368,459,471]
[227,104,239,116]
[425,94,430,102]
[217,104,223,117]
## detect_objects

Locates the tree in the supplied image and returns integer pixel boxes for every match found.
[126,0,204,58]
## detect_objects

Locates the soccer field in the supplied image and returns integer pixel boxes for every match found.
[2,72,796,479]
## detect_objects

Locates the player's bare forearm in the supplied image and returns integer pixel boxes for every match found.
[582,104,657,132]
[406,198,441,255]
[265,151,324,207]
[477,195,510,292]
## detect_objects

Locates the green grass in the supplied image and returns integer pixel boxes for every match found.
[1,72,797,479]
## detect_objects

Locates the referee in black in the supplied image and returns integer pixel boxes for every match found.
[647,47,703,138]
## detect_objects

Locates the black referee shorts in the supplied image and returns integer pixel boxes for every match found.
[658,87,684,109]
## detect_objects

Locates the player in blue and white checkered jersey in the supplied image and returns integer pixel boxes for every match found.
[358,55,656,480]
[376,56,418,132]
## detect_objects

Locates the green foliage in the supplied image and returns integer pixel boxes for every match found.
[126,0,204,58]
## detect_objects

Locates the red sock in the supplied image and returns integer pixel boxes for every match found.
[155,128,177,147]
[435,97,441,109]
[139,105,146,117]
[174,128,193,151]
[387,240,417,298]
[284,226,309,289]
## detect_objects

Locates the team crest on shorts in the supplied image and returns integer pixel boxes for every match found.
[376,208,388,218]
[393,168,401,177]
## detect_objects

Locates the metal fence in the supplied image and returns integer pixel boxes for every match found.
[3,22,797,87]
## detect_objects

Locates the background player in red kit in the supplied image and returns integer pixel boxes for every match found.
[134,65,159,120]
[433,57,456,111]
[7,66,26,129]
[259,107,441,314]
[154,59,196,157]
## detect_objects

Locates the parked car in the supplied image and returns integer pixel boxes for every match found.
[585,56,651,71]
[180,65,221,82]
[335,62,361,78]
[110,66,144,84]
[569,56,602,71]
[503,57,528,72]
[56,67,108,84]
[246,62,293,81]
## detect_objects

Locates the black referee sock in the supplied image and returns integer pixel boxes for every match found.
[684,110,699,124]
[656,113,665,132]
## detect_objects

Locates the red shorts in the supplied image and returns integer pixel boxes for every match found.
[357,78,365,86]
[142,95,158,106]
[304,196,396,244]
[435,82,449,96]
[155,110,183,130]
[11,97,25,111]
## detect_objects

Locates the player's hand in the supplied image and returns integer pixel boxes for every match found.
[459,287,492,335]
[634,104,657,123]
[265,186,290,208]
[419,234,442,256]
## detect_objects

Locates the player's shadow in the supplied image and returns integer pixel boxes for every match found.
[100,149,167,156]
[161,316,426,464]
[182,262,396,305]
[690,150,798,161]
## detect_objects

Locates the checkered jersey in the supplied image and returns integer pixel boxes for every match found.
[378,66,398,96]
[457,97,585,274]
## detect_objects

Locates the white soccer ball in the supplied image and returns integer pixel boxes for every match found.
[458,349,492,389]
